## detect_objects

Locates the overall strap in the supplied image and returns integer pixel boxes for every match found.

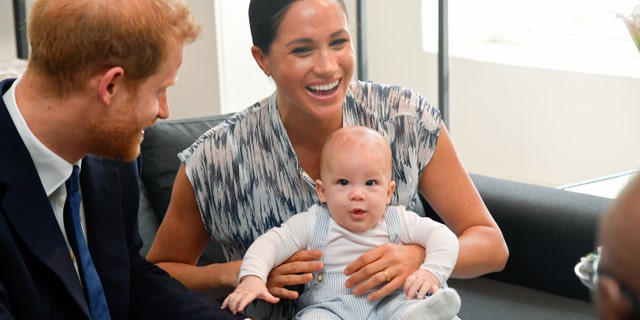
[307,205,331,285]
[383,206,401,245]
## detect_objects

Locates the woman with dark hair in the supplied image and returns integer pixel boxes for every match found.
[148,0,508,319]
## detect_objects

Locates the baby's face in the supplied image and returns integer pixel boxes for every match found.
[316,144,395,233]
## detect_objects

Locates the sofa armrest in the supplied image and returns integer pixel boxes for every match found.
[423,174,611,301]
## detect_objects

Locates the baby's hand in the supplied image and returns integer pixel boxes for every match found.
[221,275,280,314]
[403,269,440,300]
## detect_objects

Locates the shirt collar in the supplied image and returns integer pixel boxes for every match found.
[3,77,76,196]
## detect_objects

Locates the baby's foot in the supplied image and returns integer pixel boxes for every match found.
[403,288,461,320]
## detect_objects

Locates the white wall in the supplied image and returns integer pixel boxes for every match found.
[2,0,637,187]
[167,0,220,118]
[0,0,223,119]
[212,0,275,114]
[450,58,640,186]
[0,2,18,59]
[364,0,640,186]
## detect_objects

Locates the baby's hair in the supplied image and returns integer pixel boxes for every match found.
[320,126,392,171]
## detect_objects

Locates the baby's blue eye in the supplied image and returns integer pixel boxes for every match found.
[365,180,376,186]
[338,179,349,186]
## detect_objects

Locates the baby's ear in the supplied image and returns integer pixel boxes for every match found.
[387,181,396,203]
[315,179,327,202]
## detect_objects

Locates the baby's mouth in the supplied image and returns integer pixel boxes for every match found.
[351,208,366,218]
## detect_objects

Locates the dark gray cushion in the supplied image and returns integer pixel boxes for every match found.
[450,277,596,319]
[422,174,611,302]
[140,114,232,223]
[138,183,159,256]
[139,114,232,264]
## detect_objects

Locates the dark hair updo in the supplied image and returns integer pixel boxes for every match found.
[248,0,347,55]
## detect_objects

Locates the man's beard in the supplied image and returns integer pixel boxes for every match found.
[88,98,145,161]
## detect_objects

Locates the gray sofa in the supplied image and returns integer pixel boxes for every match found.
[137,114,610,319]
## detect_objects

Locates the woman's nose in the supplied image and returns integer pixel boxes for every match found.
[314,48,339,76]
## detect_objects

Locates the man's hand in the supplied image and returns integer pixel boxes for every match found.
[344,244,424,301]
[266,249,323,299]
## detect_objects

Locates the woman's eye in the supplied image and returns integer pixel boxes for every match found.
[292,47,312,54]
[338,179,349,186]
[331,38,348,47]
[365,180,376,186]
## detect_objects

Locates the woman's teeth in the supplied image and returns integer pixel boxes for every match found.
[308,80,339,92]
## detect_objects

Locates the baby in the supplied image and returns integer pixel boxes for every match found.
[223,126,460,319]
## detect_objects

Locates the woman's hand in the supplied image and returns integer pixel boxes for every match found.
[403,269,440,300]
[343,244,424,301]
[266,249,323,299]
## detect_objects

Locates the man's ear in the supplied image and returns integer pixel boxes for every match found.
[251,45,271,76]
[316,179,327,203]
[596,276,634,319]
[97,67,125,105]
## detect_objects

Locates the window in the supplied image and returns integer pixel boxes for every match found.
[422,0,640,76]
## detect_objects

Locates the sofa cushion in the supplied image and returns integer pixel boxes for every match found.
[139,114,232,264]
[423,174,610,302]
[450,277,595,319]
[140,114,232,223]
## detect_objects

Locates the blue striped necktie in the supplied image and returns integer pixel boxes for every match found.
[66,165,111,319]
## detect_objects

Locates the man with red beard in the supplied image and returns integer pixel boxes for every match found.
[0,0,248,319]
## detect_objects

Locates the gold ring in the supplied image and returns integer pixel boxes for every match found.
[384,271,391,282]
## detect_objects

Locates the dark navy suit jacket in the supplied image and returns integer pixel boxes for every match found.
[0,78,244,319]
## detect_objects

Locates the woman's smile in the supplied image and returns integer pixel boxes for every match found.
[307,79,340,95]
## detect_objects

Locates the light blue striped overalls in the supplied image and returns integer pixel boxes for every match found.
[295,206,427,319]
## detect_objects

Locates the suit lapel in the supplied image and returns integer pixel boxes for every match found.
[80,156,129,313]
[0,91,91,316]
[2,154,89,315]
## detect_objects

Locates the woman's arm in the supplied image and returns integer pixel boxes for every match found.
[147,164,323,299]
[147,164,240,297]
[419,122,508,278]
